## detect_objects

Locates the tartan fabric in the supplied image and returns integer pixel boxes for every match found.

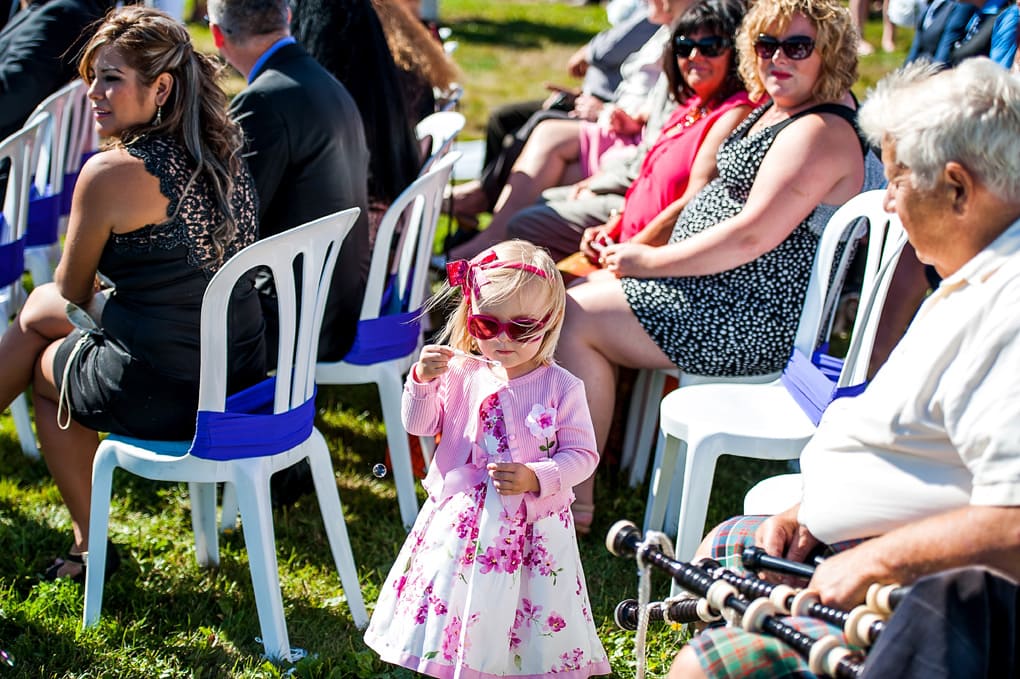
[688,514,868,678]
[692,616,848,679]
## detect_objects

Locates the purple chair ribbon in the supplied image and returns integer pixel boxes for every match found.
[781,348,866,426]
[0,215,25,287]
[188,376,316,461]
[27,185,60,246]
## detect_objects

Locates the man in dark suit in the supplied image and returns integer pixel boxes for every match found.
[208,0,371,363]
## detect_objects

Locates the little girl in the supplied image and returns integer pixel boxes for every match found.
[364,240,610,677]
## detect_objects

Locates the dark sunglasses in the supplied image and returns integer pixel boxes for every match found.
[753,34,816,60]
[467,314,547,343]
[673,35,733,58]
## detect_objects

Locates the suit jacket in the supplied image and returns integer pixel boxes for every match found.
[0,0,112,140]
[230,41,371,361]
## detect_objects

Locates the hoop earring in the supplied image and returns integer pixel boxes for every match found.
[154,105,162,126]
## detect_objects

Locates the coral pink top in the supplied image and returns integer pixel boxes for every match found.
[614,90,753,242]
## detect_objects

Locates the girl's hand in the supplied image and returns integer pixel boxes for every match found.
[598,242,658,278]
[486,462,540,495]
[415,344,453,382]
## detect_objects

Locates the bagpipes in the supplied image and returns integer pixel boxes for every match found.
[607,520,908,679]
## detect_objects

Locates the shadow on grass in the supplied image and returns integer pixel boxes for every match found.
[449,17,599,48]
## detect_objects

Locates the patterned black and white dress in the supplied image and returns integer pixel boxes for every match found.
[621,102,883,377]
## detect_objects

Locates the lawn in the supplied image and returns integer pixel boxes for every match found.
[0,1,908,677]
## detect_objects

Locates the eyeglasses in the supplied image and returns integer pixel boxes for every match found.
[467,314,547,343]
[672,35,733,58]
[753,34,816,60]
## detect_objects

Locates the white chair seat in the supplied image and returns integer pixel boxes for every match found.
[83,209,368,662]
[743,473,803,515]
[645,191,907,564]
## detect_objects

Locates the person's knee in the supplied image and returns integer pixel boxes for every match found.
[669,646,708,679]
[17,283,67,333]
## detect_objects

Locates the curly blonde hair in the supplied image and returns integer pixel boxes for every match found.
[735,0,858,103]
[431,241,565,366]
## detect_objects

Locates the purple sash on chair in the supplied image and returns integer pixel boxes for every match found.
[27,185,60,246]
[0,216,25,287]
[781,347,866,426]
[189,376,316,461]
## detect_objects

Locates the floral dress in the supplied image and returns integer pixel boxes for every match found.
[364,394,610,678]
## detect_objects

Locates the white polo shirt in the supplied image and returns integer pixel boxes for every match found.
[798,217,1020,544]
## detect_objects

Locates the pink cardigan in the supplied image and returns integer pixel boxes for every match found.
[402,358,600,522]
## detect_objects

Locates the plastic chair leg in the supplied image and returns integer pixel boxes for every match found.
[219,482,239,534]
[83,445,117,628]
[628,370,667,488]
[10,393,38,459]
[189,481,220,567]
[377,371,419,530]
[643,431,686,534]
[620,368,651,476]
[419,435,435,468]
[24,244,59,286]
[233,459,291,661]
[306,439,368,628]
[672,440,722,564]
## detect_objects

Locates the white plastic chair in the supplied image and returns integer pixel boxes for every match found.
[742,219,910,517]
[415,110,465,175]
[82,208,368,661]
[1,114,50,459]
[315,153,459,530]
[644,191,904,561]
[25,80,90,285]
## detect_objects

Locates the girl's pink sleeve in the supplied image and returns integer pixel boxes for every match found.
[401,369,445,436]
[528,380,600,497]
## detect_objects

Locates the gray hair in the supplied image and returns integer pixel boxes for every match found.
[206,0,288,41]
[858,58,1020,202]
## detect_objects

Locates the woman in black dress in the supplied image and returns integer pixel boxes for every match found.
[0,6,265,580]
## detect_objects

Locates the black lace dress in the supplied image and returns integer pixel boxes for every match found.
[53,135,266,439]
[621,103,884,377]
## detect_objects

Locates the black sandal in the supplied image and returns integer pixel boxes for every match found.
[43,540,121,584]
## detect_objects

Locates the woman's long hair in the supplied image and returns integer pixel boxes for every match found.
[291,0,421,204]
[79,5,244,265]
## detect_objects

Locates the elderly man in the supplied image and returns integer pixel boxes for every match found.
[667,57,1020,679]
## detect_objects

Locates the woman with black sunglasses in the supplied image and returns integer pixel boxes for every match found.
[499,0,755,273]
[556,0,884,531]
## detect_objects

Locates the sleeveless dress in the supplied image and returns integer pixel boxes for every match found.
[364,392,610,678]
[53,134,266,439]
[621,102,883,377]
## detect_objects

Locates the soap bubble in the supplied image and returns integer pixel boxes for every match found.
[1,648,14,667]
[372,463,388,478]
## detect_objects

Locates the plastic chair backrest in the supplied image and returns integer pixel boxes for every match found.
[415,111,464,175]
[364,152,456,321]
[29,82,80,197]
[196,208,361,416]
[791,190,895,358]
[1,115,49,279]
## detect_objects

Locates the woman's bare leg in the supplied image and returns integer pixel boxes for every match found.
[556,272,675,509]
[34,339,100,559]
[0,283,73,409]
[449,118,585,260]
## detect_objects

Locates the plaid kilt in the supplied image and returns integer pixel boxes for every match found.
[690,515,865,678]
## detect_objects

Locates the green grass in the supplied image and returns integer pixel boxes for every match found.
[0,2,908,676]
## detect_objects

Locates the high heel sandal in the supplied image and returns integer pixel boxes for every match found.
[43,539,121,584]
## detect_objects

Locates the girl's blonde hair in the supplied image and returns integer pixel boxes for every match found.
[431,240,565,366]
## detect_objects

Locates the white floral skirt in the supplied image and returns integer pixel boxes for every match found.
[364,480,610,678]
